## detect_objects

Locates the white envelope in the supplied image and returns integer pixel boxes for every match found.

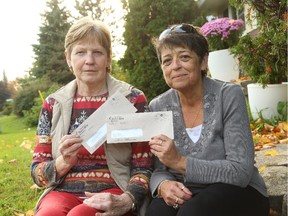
[73,91,137,154]
[106,111,174,143]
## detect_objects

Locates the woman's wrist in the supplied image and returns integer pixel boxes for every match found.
[123,191,136,212]
[55,156,72,179]
[156,180,170,198]
[175,156,187,174]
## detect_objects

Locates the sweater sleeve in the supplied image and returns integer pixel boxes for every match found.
[147,94,176,197]
[185,84,255,187]
[126,90,154,207]
[31,97,62,188]
[149,157,176,198]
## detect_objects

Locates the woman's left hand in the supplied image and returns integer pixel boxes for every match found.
[149,135,186,173]
[159,180,192,208]
[83,192,132,216]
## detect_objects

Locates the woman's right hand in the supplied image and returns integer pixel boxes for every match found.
[55,134,83,178]
[59,134,83,165]
[159,180,192,208]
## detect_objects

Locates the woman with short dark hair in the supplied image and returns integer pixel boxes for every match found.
[146,23,269,216]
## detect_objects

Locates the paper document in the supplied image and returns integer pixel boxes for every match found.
[107,111,174,143]
[73,91,137,154]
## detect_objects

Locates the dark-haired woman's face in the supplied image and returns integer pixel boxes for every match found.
[160,46,207,91]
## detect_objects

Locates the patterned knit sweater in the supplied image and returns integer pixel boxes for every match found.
[31,89,153,202]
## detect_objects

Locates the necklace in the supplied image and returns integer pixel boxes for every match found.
[191,102,202,128]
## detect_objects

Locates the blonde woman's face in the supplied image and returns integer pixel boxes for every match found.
[66,38,110,85]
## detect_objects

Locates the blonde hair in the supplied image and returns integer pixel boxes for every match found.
[65,16,112,61]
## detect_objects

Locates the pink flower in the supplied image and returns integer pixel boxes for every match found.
[201,17,244,51]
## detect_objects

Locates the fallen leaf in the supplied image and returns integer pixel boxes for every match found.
[20,140,33,150]
[258,166,266,172]
[14,213,24,216]
[260,137,273,143]
[25,210,34,216]
[8,159,17,163]
[256,118,263,124]
[254,145,263,151]
[262,143,277,149]
[264,123,274,131]
[30,184,43,190]
[264,150,278,156]
[278,122,288,132]
[280,138,288,144]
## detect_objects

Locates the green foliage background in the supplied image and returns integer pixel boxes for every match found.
[2,0,201,125]
[31,0,74,84]
[229,0,287,85]
[120,0,199,101]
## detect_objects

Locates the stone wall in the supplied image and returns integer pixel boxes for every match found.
[255,143,288,216]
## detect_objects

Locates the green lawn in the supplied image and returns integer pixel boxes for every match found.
[0,115,42,216]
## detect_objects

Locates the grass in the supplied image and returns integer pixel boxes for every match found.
[0,115,42,216]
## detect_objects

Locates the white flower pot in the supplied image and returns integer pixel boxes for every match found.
[208,49,239,82]
[247,83,288,120]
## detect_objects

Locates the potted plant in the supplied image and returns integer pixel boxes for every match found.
[229,0,287,120]
[201,17,245,82]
